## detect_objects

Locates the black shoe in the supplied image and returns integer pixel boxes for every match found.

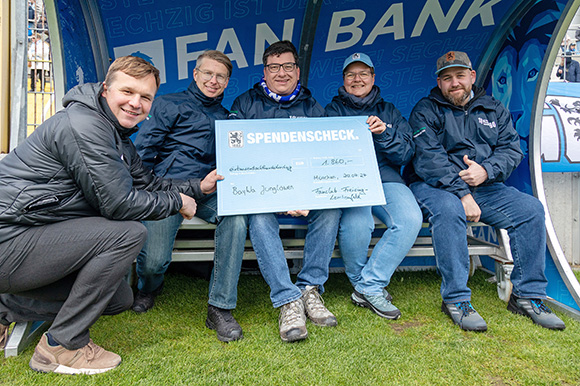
[206,305,243,342]
[132,282,163,313]
[442,301,487,331]
[507,294,565,330]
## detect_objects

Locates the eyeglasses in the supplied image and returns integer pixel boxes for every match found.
[265,62,297,73]
[195,69,229,85]
[344,71,372,80]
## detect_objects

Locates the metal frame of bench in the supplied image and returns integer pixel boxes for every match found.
[4,217,513,358]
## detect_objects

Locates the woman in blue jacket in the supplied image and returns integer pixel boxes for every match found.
[325,53,422,319]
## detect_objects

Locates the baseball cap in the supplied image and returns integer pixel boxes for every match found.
[435,51,472,75]
[342,53,374,72]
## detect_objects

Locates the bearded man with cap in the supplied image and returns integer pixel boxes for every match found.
[406,51,565,332]
[325,53,422,320]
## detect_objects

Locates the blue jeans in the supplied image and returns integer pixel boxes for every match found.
[410,182,548,302]
[339,182,422,296]
[136,193,248,309]
[248,209,341,308]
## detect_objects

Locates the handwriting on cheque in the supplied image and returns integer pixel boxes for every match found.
[229,156,369,202]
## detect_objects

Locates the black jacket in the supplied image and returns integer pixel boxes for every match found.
[407,85,522,198]
[134,81,228,180]
[325,86,414,184]
[0,83,202,243]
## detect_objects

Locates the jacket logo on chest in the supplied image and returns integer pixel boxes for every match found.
[478,117,497,129]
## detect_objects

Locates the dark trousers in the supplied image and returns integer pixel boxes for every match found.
[0,217,147,349]
[30,69,46,91]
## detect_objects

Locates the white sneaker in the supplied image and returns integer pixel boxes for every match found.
[301,285,338,327]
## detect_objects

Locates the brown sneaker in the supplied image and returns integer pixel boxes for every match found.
[0,323,9,351]
[29,333,121,375]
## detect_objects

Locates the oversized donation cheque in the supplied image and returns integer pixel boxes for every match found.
[215,116,386,216]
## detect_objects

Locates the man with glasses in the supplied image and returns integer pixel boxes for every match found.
[133,50,248,343]
[229,40,341,342]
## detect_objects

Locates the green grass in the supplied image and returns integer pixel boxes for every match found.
[1,268,579,385]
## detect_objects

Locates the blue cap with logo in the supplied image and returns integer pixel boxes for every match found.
[342,53,375,72]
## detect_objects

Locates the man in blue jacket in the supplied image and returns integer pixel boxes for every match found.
[133,51,248,343]
[407,51,565,332]
[229,40,341,342]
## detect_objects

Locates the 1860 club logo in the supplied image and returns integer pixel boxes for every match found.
[228,131,244,148]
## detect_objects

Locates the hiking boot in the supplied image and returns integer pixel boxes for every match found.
[278,299,307,342]
[301,285,338,327]
[206,305,243,342]
[352,290,401,319]
[29,333,121,375]
[442,301,487,332]
[383,288,393,302]
[507,294,566,330]
[131,282,164,313]
[0,323,9,351]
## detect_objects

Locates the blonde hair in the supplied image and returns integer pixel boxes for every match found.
[104,56,160,89]
[196,50,233,77]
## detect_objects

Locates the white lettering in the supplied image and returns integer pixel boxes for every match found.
[363,3,405,45]
[216,28,248,68]
[325,10,366,52]
[458,0,501,30]
[254,19,295,65]
[411,0,464,38]
[176,33,208,80]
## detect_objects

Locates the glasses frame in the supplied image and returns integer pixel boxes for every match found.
[344,71,373,81]
[195,68,229,85]
[264,62,297,73]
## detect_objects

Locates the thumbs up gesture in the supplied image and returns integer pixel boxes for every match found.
[458,155,488,187]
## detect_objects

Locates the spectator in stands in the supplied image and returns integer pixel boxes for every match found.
[133,50,247,343]
[28,33,50,91]
[325,53,422,320]
[0,56,220,374]
[229,40,341,342]
[556,54,580,82]
[406,51,565,332]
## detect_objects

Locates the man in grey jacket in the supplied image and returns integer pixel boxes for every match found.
[0,56,219,375]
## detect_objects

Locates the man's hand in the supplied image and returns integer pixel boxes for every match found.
[460,194,481,222]
[459,155,488,187]
[201,170,224,194]
[179,193,197,220]
[367,115,387,134]
[286,210,310,217]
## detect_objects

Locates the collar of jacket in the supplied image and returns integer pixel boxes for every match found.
[187,80,225,108]
[98,93,138,139]
[337,85,381,109]
[253,81,311,108]
[428,84,487,111]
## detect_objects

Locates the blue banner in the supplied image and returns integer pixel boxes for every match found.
[215,116,385,215]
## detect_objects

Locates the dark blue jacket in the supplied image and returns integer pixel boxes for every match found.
[229,82,324,119]
[325,86,414,184]
[134,81,229,180]
[407,85,523,198]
